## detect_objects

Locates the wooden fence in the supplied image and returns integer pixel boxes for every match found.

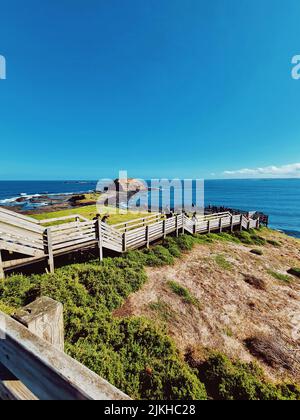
[0,297,130,400]
[0,207,260,277]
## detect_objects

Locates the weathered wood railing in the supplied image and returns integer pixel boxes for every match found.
[0,297,130,400]
[0,207,260,277]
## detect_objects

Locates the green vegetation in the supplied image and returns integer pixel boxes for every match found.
[250,249,264,256]
[0,258,206,400]
[149,299,177,322]
[288,267,300,279]
[267,239,281,248]
[215,255,232,271]
[167,281,201,308]
[267,270,294,284]
[195,352,300,400]
[31,205,150,226]
[1,226,298,400]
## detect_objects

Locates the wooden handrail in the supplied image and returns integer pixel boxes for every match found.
[0,301,130,400]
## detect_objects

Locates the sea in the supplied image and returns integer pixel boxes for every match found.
[0,179,299,238]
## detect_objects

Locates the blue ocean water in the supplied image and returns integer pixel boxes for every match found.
[0,179,299,237]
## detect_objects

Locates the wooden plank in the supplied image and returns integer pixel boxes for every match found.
[0,240,44,258]
[0,213,44,234]
[97,220,103,262]
[0,207,39,224]
[0,232,44,251]
[0,312,130,400]
[45,229,54,274]
[0,363,38,400]
[3,256,39,270]
[0,249,4,279]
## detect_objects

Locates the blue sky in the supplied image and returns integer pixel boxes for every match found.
[0,0,300,180]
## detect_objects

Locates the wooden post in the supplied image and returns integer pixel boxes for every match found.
[96,219,103,262]
[182,214,185,234]
[230,216,234,232]
[256,218,260,229]
[219,217,223,233]
[240,214,243,232]
[146,226,150,248]
[45,229,54,274]
[0,249,4,280]
[208,220,211,234]
[13,297,64,352]
[175,215,179,237]
[163,219,167,239]
[193,221,197,235]
[122,233,127,253]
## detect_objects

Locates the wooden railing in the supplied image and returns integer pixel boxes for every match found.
[0,297,130,400]
[0,207,260,277]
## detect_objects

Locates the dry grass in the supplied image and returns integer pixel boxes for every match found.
[114,229,300,383]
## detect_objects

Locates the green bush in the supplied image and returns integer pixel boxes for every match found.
[250,249,264,256]
[163,237,182,257]
[196,352,300,400]
[215,255,232,271]
[175,235,196,251]
[167,281,200,307]
[267,239,281,248]
[0,259,205,400]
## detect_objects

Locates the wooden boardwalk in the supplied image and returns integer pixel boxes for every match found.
[0,207,260,278]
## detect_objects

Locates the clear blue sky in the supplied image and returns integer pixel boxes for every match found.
[0,0,300,180]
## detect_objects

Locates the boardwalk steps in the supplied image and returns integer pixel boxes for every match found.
[0,207,260,277]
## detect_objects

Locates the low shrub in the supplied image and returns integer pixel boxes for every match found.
[0,260,206,400]
[267,239,281,248]
[163,237,182,257]
[215,255,232,271]
[188,351,300,400]
[250,249,263,256]
[175,235,196,251]
[167,281,200,307]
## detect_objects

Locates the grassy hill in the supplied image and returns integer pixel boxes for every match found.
[0,226,299,400]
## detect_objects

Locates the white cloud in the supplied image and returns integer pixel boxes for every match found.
[223,163,300,178]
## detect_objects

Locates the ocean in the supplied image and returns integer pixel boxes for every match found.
[0,179,299,237]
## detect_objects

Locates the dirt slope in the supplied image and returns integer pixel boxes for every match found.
[114,229,300,383]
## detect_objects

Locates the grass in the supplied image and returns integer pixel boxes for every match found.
[167,281,201,308]
[267,270,294,284]
[31,205,150,226]
[215,255,233,271]
[149,299,177,322]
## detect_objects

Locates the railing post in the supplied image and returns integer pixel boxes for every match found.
[230,216,234,232]
[240,214,243,232]
[182,214,185,234]
[219,217,223,233]
[163,219,167,239]
[208,219,211,234]
[175,215,179,237]
[122,233,127,253]
[0,249,4,280]
[96,219,103,262]
[44,228,54,274]
[146,225,150,248]
[256,217,260,229]
[13,297,64,352]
